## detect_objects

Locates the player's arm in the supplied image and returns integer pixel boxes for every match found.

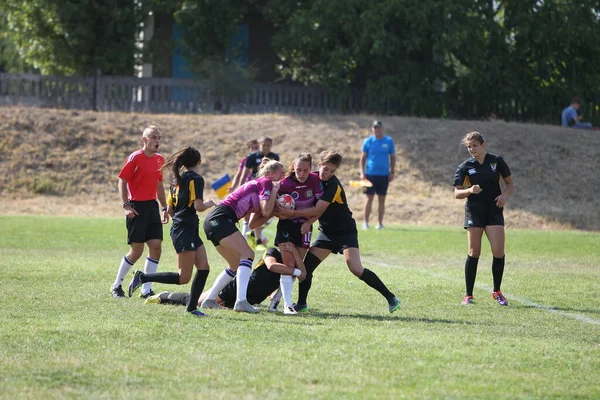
[359,152,367,179]
[118,178,138,217]
[301,217,318,235]
[259,181,280,217]
[389,153,396,181]
[454,184,481,199]
[156,181,170,223]
[248,210,274,230]
[239,167,252,184]
[495,175,514,208]
[194,198,215,212]
[280,199,330,219]
[231,167,243,190]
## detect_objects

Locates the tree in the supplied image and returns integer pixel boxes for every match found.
[2,0,146,76]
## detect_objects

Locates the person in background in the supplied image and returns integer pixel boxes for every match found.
[360,120,396,230]
[561,98,593,129]
[230,139,260,238]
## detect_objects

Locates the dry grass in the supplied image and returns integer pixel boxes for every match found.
[0,107,596,230]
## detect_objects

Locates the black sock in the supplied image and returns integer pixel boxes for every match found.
[296,252,322,306]
[164,292,189,306]
[492,256,505,292]
[359,269,395,302]
[186,270,210,312]
[465,255,479,296]
[141,272,181,285]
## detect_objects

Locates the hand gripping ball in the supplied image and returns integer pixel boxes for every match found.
[277,194,295,209]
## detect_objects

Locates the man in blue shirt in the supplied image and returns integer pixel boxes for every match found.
[359,120,396,229]
[561,99,593,129]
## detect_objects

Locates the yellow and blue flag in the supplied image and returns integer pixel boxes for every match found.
[212,174,232,199]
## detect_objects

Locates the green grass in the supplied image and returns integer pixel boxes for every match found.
[0,216,599,399]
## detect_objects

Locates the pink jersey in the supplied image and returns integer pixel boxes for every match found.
[221,177,274,220]
[279,172,323,223]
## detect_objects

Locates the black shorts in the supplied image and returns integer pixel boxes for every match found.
[364,175,390,196]
[218,265,280,308]
[203,205,239,247]
[312,230,359,254]
[275,219,312,248]
[170,222,203,253]
[464,203,504,229]
[125,200,163,244]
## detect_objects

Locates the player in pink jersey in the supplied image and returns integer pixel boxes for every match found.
[201,158,285,313]
[252,153,321,314]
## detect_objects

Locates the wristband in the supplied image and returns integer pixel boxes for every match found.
[122,202,131,209]
[292,268,301,277]
[162,207,167,212]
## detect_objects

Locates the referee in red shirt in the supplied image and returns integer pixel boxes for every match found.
[111,126,170,298]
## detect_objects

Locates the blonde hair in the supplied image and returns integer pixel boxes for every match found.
[257,158,284,178]
[142,125,161,138]
[461,131,485,146]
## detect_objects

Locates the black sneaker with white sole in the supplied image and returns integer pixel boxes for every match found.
[111,285,126,298]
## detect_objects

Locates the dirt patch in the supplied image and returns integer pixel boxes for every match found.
[0,107,595,230]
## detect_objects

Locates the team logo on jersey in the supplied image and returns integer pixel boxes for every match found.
[490,163,497,171]
[210,220,219,227]
[291,191,299,200]
[283,231,290,238]
[468,168,476,175]
[305,189,313,198]
[382,144,388,148]
[256,157,262,164]
[467,220,473,226]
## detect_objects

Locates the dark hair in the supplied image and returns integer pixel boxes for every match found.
[319,150,343,167]
[461,131,485,146]
[259,136,273,144]
[161,147,201,185]
[286,153,312,178]
[571,98,581,105]
[246,139,258,148]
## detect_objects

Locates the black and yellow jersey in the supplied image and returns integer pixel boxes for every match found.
[167,171,205,226]
[317,175,357,235]
[453,153,511,206]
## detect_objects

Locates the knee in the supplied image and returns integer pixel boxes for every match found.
[128,250,143,262]
[468,249,481,258]
[179,274,192,285]
[347,263,364,277]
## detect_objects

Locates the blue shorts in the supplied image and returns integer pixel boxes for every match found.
[364,175,390,196]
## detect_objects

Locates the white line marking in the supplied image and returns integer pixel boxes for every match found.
[366,258,600,326]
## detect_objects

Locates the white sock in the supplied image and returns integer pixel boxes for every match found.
[204,268,236,301]
[142,256,159,295]
[280,275,294,307]
[113,256,134,288]
[235,259,254,302]
[270,287,282,302]
[241,222,250,238]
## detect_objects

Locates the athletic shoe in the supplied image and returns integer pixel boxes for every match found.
[144,291,167,305]
[245,231,257,249]
[268,299,280,312]
[283,305,298,315]
[255,243,267,252]
[492,291,508,306]
[140,289,155,299]
[200,299,225,309]
[188,309,209,317]
[461,295,474,305]
[388,296,400,313]
[293,303,309,313]
[111,285,125,298]
[128,270,143,297]
[234,300,260,313]
[362,223,369,230]
[375,224,384,230]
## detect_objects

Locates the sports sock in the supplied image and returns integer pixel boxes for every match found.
[113,255,134,288]
[359,268,395,301]
[142,256,159,294]
[296,252,322,306]
[164,292,189,306]
[141,272,180,285]
[235,259,254,302]
[241,221,250,238]
[465,255,479,296]
[492,256,505,292]
[270,287,283,302]
[204,268,236,301]
[187,269,210,312]
[280,275,294,307]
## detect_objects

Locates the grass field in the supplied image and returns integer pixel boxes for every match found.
[1,216,599,399]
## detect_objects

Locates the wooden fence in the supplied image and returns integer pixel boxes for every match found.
[0,73,353,114]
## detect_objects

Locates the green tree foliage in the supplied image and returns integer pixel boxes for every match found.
[2,0,145,76]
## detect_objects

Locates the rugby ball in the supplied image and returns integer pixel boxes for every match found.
[277,194,295,209]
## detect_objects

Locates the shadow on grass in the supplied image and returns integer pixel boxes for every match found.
[523,305,600,315]
[302,310,482,325]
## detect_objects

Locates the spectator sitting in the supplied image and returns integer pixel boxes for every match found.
[561,99,593,129]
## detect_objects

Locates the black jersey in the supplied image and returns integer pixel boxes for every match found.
[168,171,205,226]
[453,153,511,206]
[245,151,280,178]
[317,175,357,235]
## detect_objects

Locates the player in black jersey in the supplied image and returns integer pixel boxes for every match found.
[453,131,514,306]
[128,147,215,317]
[144,245,304,313]
[279,150,400,314]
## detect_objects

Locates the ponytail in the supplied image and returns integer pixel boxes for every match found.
[161,147,201,186]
